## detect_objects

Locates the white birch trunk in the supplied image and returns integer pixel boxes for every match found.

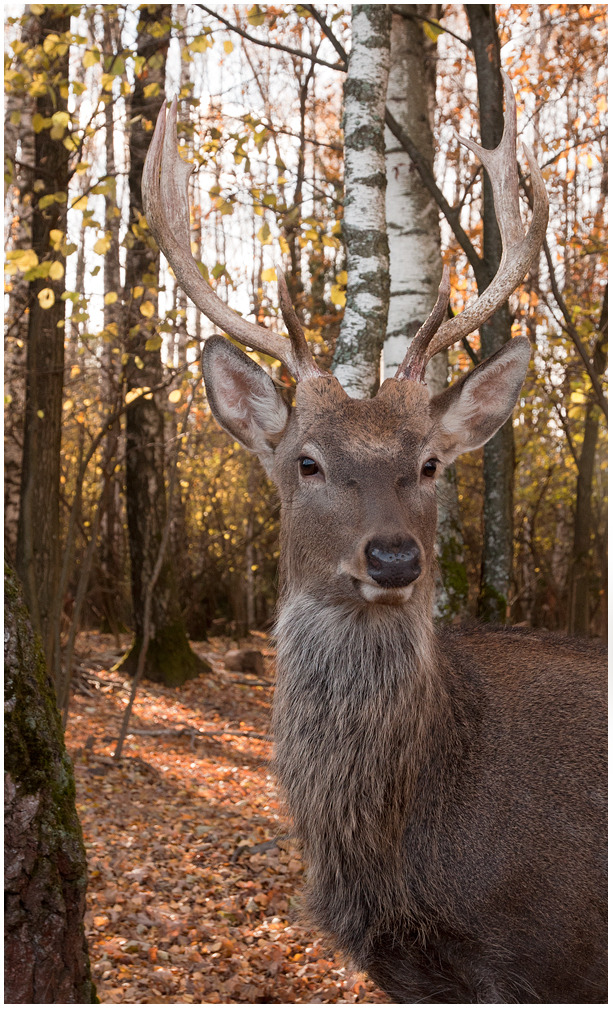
[384,9,467,620]
[332,5,391,399]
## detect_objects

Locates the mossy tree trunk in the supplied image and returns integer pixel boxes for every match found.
[120,5,202,685]
[4,564,97,1004]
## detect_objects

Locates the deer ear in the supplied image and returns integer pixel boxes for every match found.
[202,336,289,475]
[431,337,530,460]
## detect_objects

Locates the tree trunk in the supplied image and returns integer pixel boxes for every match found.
[97,12,124,640]
[4,18,36,562]
[332,4,391,398]
[4,564,97,1004]
[15,6,71,677]
[384,7,468,620]
[120,5,202,685]
[466,5,515,623]
[568,292,607,635]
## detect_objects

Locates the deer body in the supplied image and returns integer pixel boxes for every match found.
[266,375,606,1004]
[143,75,606,1003]
[275,603,605,1003]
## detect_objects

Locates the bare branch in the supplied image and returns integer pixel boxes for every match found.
[195,4,345,72]
[302,5,348,65]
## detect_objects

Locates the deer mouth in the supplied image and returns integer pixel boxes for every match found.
[352,578,415,605]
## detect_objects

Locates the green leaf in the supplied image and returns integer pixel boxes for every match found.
[145,335,163,352]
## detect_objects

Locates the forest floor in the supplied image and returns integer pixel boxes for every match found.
[65,631,389,1005]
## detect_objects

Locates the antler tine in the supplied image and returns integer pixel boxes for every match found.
[395,72,549,382]
[275,264,323,376]
[142,98,322,382]
[395,266,451,383]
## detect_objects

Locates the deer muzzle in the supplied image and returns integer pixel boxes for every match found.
[365,537,422,589]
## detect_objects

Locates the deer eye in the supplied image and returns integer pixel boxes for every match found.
[422,458,438,478]
[299,456,320,477]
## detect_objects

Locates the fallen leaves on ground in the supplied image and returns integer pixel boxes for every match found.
[65,632,388,1004]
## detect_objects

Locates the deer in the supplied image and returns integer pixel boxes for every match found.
[143,73,606,1004]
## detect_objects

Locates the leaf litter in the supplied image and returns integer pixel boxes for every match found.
[65,632,388,1004]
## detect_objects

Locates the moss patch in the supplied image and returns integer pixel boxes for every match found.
[117,621,210,686]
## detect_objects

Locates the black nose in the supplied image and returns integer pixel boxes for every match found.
[365,537,421,589]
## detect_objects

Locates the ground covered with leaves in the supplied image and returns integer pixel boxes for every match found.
[65,633,388,1004]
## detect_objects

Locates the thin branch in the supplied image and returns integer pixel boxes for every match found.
[195,4,345,72]
[113,380,199,761]
[390,5,472,50]
[541,241,608,420]
[302,5,348,65]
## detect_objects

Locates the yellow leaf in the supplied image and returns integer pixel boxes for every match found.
[257,223,272,246]
[143,82,160,99]
[105,291,118,305]
[223,40,234,53]
[125,387,151,405]
[63,399,73,411]
[38,288,55,309]
[72,195,88,212]
[336,270,347,285]
[330,284,346,307]
[168,389,182,403]
[49,261,64,281]
[133,286,144,298]
[51,110,70,130]
[83,48,100,69]
[139,301,155,319]
[261,267,277,282]
[134,355,144,369]
[278,235,289,255]
[93,235,111,255]
[37,409,45,419]
[7,248,39,271]
[49,230,64,250]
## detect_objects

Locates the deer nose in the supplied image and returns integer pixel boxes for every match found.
[365,537,421,589]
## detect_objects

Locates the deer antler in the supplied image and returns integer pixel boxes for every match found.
[142,97,323,382]
[396,72,549,384]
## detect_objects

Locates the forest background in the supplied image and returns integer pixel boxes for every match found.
[4,2,608,702]
[3,3,608,1004]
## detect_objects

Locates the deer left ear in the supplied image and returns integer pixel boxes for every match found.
[202,335,290,475]
[430,337,531,460]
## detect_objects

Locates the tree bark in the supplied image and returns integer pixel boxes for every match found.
[384,7,468,620]
[15,6,71,677]
[4,564,97,1004]
[4,14,36,561]
[568,291,607,635]
[120,5,203,685]
[466,5,515,623]
[332,4,391,398]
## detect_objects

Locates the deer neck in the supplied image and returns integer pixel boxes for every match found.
[272,590,461,949]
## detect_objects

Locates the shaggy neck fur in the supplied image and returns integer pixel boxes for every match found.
[272,591,464,958]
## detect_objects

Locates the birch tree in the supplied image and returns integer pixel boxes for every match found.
[332,4,391,397]
[384,7,467,619]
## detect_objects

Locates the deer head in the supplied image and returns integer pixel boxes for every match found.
[143,73,548,612]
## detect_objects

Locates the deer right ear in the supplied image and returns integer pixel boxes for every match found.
[430,337,531,461]
[202,336,290,476]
